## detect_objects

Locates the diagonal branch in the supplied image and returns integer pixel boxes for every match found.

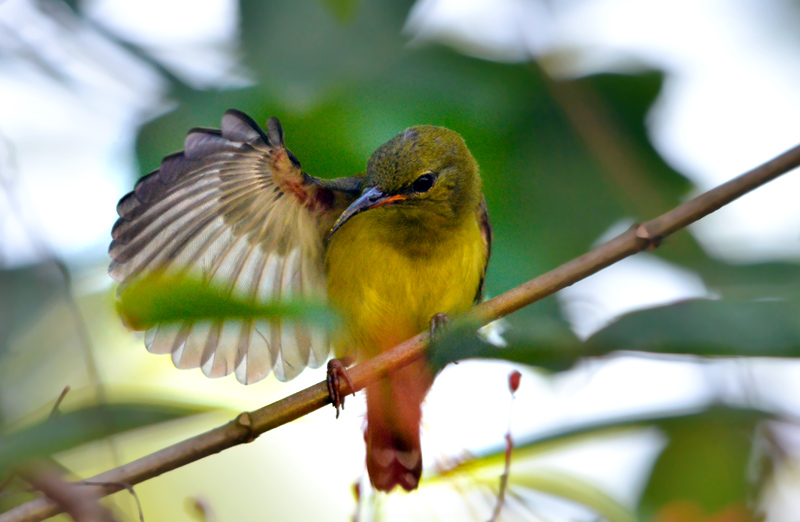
[3,143,800,522]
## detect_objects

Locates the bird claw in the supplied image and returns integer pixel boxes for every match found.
[430,312,450,339]
[327,358,355,419]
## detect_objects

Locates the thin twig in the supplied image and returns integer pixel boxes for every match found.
[488,371,520,522]
[48,387,70,420]
[81,483,143,522]
[2,143,800,522]
[24,470,117,522]
[487,433,513,522]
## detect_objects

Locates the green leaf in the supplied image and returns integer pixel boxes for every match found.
[697,260,800,298]
[426,405,770,521]
[116,274,337,330]
[452,405,771,466]
[507,470,635,522]
[316,0,361,22]
[0,402,211,474]
[431,296,800,377]
[0,264,64,360]
[586,297,800,358]
[238,0,413,104]
[428,318,583,374]
[424,435,637,522]
[639,407,768,519]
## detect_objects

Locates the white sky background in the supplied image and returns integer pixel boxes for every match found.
[2,0,800,518]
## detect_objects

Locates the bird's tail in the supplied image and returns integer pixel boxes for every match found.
[365,359,433,492]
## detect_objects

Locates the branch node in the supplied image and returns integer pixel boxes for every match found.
[236,412,257,443]
[635,224,663,251]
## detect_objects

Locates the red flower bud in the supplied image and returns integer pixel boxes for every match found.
[508,370,521,394]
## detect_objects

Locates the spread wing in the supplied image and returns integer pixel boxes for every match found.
[474,196,492,304]
[109,110,363,384]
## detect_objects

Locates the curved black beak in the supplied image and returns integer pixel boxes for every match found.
[329,186,406,237]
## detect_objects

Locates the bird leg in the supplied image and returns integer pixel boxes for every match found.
[429,312,450,339]
[327,357,355,419]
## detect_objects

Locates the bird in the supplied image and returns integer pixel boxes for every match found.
[108,110,491,492]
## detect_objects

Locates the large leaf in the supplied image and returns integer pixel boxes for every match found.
[696,260,800,298]
[0,401,211,474]
[430,296,800,373]
[116,274,337,330]
[586,297,800,358]
[639,407,768,520]
[426,405,770,522]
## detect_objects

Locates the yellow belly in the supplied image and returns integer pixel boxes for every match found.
[325,214,486,359]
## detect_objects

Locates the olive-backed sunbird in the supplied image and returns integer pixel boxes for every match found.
[109,110,492,492]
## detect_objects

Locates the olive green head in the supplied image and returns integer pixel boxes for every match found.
[330,126,482,236]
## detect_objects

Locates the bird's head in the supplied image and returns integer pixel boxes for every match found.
[330,125,481,236]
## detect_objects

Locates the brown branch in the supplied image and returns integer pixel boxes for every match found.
[23,468,118,522]
[2,143,800,522]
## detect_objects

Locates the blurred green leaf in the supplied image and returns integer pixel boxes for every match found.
[507,470,635,522]
[0,264,63,359]
[116,274,337,330]
[0,402,211,474]
[586,298,800,358]
[449,405,771,466]
[428,405,769,522]
[316,0,361,22]
[428,318,582,374]
[698,260,800,298]
[639,407,768,520]
[239,0,413,104]
[431,296,800,375]
[455,466,636,522]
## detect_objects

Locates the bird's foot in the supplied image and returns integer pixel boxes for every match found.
[429,312,450,339]
[327,357,355,419]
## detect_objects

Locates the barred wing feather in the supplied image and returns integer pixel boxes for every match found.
[109,110,360,384]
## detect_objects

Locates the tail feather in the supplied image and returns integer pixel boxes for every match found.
[364,359,433,492]
[366,436,422,492]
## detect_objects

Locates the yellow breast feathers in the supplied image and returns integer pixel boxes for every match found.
[326,212,486,358]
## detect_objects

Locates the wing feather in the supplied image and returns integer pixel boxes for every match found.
[110,110,362,383]
[474,196,493,304]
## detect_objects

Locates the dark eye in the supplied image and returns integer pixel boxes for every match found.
[411,173,435,193]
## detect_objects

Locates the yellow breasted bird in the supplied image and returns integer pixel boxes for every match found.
[109,110,491,492]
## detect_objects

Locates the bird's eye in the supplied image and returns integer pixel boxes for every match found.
[411,173,435,193]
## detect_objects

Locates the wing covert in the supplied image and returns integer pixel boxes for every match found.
[109,110,362,384]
